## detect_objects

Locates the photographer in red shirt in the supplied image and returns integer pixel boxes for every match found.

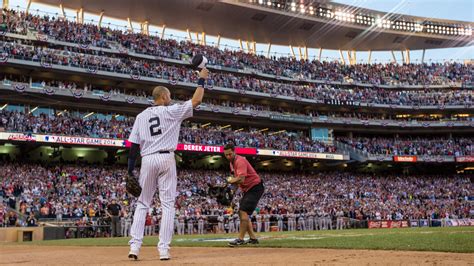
[224,143,264,247]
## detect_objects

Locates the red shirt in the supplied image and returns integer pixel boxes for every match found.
[230,155,261,193]
[145,214,152,226]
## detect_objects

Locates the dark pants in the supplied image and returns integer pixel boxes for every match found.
[240,182,264,215]
[111,216,121,237]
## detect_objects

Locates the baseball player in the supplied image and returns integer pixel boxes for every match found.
[228,214,235,233]
[187,215,194,235]
[127,68,209,261]
[155,213,162,233]
[178,213,185,235]
[225,143,265,247]
[277,214,284,231]
[124,211,133,237]
[291,212,297,231]
[197,215,205,234]
[224,215,230,233]
[316,208,323,230]
[288,212,295,231]
[264,214,270,232]
[217,213,225,233]
[321,209,328,230]
[307,210,315,231]
[336,208,344,230]
[121,210,131,237]
[286,212,292,231]
[174,212,179,234]
[298,213,306,231]
[442,212,449,227]
[256,213,262,233]
[121,214,127,236]
[233,213,240,231]
[325,209,332,230]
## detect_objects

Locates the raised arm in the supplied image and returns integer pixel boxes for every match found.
[191,68,209,108]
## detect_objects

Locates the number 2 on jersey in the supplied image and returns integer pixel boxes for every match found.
[149,117,162,136]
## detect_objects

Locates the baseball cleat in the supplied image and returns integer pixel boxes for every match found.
[159,250,171,260]
[246,238,259,244]
[128,250,139,260]
[228,238,247,247]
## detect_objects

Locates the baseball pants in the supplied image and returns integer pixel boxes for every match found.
[264,221,270,232]
[129,153,177,253]
[277,220,283,231]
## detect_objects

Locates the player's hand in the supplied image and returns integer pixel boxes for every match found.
[227,176,243,185]
[198,68,209,79]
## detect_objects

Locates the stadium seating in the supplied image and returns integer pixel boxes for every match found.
[1,165,471,229]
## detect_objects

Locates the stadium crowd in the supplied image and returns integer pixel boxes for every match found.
[339,137,474,156]
[1,41,473,107]
[2,108,474,155]
[1,165,471,234]
[1,9,472,87]
[0,9,472,235]
[0,109,335,152]
[180,122,336,153]
[3,74,474,123]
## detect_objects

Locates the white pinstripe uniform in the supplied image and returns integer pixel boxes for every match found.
[197,215,205,234]
[186,215,194,235]
[277,214,284,231]
[256,214,262,232]
[228,216,235,233]
[128,100,193,254]
[264,214,270,232]
[233,213,240,231]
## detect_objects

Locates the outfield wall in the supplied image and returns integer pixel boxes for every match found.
[0,227,44,242]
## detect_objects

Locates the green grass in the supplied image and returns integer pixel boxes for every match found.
[11,227,474,253]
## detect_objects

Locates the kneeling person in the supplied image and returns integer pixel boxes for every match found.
[224,143,264,247]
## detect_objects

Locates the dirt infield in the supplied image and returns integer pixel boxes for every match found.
[1,246,473,265]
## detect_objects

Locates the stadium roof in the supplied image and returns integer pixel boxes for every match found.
[33,0,474,51]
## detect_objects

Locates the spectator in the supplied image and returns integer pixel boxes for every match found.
[1,8,471,87]
[0,163,471,231]
[27,212,38,227]
[7,211,18,226]
[339,136,473,156]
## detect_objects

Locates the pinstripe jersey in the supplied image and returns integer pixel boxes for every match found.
[128,100,193,156]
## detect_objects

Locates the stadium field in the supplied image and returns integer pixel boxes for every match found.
[2,227,472,265]
[13,227,473,252]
